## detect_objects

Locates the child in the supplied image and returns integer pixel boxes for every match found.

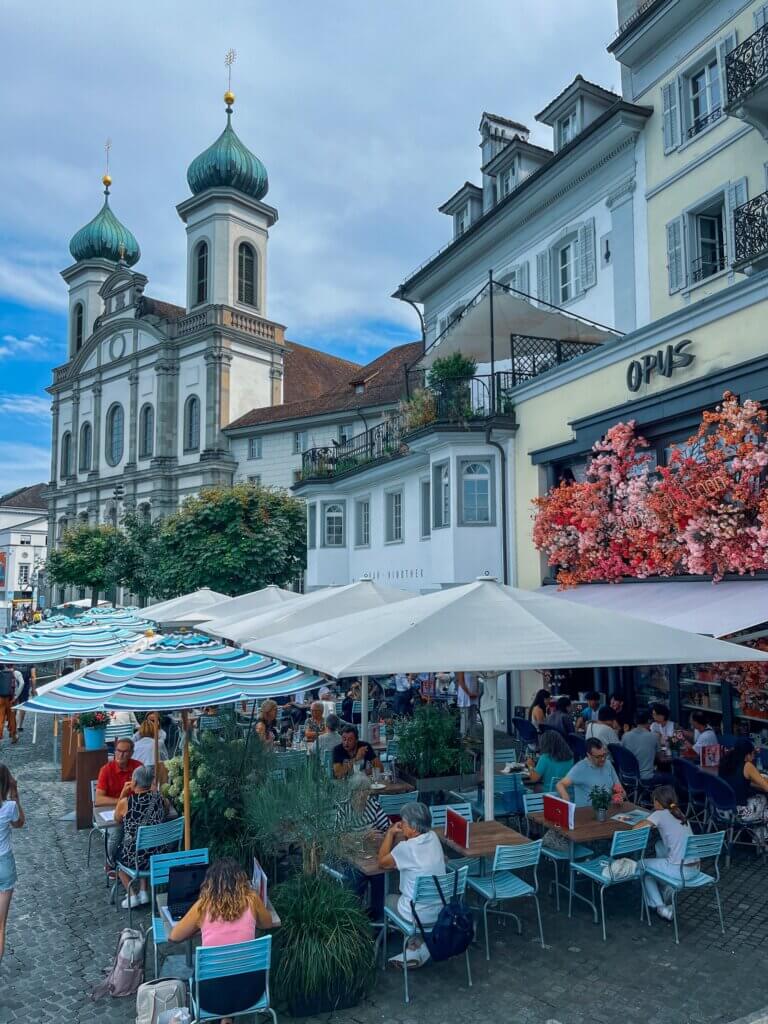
[632,785,698,921]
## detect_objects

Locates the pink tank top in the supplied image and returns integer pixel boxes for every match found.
[201,905,257,947]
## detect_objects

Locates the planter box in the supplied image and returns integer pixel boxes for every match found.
[398,770,480,795]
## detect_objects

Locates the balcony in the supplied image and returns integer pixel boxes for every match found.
[733,191,768,274]
[690,248,726,283]
[725,23,768,139]
[686,106,722,139]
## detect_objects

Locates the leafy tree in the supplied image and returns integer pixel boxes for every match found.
[153,482,306,598]
[47,524,122,606]
[109,511,163,605]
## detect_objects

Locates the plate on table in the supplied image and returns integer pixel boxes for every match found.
[371,783,387,790]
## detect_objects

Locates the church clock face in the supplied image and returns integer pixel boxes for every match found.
[109,334,127,361]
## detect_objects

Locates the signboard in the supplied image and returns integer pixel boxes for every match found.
[626,339,694,392]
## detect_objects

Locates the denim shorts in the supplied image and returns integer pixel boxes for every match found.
[0,851,17,891]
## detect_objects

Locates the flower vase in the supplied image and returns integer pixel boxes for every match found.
[83,726,107,751]
[594,806,607,822]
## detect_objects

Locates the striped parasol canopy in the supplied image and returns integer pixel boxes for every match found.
[0,623,152,664]
[19,633,320,713]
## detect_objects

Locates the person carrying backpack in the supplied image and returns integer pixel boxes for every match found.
[0,667,18,744]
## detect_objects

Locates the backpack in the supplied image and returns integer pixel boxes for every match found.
[92,928,145,1000]
[135,978,187,1024]
[412,872,474,962]
[0,669,15,699]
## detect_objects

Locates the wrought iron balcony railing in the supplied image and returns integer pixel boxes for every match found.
[300,413,407,481]
[726,23,768,107]
[686,106,722,139]
[690,248,726,283]
[734,190,768,269]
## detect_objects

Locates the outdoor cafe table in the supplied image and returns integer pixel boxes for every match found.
[435,820,530,860]
[371,779,414,797]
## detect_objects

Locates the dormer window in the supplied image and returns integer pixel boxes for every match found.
[455,205,470,237]
[497,165,516,202]
[557,110,578,149]
[354,383,365,395]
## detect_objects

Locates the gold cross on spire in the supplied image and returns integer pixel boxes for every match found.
[224,48,236,109]
[102,137,112,190]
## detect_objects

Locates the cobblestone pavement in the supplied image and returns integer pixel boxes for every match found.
[1,720,767,1024]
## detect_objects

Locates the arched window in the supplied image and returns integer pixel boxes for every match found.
[323,502,345,547]
[237,242,256,306]
[79,422,92,472]
[139,404,154,459]
[195,241,208,305]
[184,395,200,452]
[60,432,72,478]
[461,460,492,524]
[138,502,151,524]
[105,403,124,466]
[73,302,84,353]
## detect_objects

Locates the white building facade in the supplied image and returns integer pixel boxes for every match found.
[0,485,48,628]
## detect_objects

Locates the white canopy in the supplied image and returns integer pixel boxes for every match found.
[181,585,302,627]
[249,577,768,677]
[206,579,413,646]
[141,589,230,626]
[419,288,618,368]
[538,580,768,638]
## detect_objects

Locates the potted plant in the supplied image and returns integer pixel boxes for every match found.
[395,704,477,795]
[588,785,611,822]
[73,710,110,750]
[426,352,478,422]
[244,762,375,1016]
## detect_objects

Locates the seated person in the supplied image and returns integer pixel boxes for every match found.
[686,711,718,755]
[95,738,141,807]
[526,728,574,792]
[575,691,601,731]
[132,712,168,766]
[255,700,280,745]
[332,725,382,779]
[585,705,620,747]
[336,774,390,917]
[545,695,575,737]
[318,687,336,718]
[718,740,768,834]
[113,765,171,908]
[650,703,675,744]
[317,713,341,756]
[609,694,631,735]
[621,709,670,785]
[378,800,446,968]
[304,701,327,743]
[170,857,275,1020]
[631,785,697,922]
[556,739,623,807]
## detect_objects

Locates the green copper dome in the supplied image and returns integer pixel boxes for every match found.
[187,98,268,201]
[69,184,140,266]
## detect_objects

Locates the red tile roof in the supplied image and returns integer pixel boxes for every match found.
[282,342,361,404]
[226,340,423,429]
[0,483,48,510]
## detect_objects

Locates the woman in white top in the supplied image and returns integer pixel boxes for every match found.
[132,713,168,769]
[633,784,698,921]
[650,703,675,743]
[687,711,719,755]
[0,764,25,963]
[378,800,446,968]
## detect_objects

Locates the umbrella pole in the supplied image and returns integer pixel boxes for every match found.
[181,710,191,851]
[481,674,499,822]
[360,674,369,742]
[153,712,160,787]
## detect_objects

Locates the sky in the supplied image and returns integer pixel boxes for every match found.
[0,0,621,494]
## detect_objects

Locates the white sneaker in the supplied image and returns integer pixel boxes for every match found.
[656,905,674,921]
[138,890,149,905]
[121,892,143,909]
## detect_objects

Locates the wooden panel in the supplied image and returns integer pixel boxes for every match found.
[75,749,108,830]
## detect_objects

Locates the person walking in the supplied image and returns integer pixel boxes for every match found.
[0,764,25,964]
[12,665,35,734]
[0,666,18,745]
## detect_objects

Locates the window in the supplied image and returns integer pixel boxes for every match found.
[73,302,84,353]
[455,205,470,237]
[138,503,151,523]
[687,58,721,138]
[461,460,492,524]
[237,242,256,305]
[105,403,124,465]
[248,436,263,460]
[355,498,370,547]
[247,474,261,485]
[433,462,450,528]
[323,502,345,547]
[557,110,577,148]
[338,424,352,446]
[17,564,30,588]
[19,534,31,546]
[60,431,72,478]
[79,422,92,471]
[691,203,725,281]
[558,240,578,303]
[308,503,317,550]
[195,241,208,305]
[420,479,431,538]
[57,518,68,542]
[184,395,200,452]
[294,430,308,454]
[497,165,516,201]
[385,490,403,543]
[139,404,154,459]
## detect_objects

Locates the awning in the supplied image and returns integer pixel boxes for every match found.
[538,580,768,638]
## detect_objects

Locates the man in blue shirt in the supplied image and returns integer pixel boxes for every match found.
[575,691,601,731]
[557,739,623,807]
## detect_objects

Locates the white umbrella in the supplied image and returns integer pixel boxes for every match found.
[184,585,302,628]
[142,589,230,626]
[249,577,768,819]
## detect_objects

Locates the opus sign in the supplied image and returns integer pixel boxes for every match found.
[626,340,694,392]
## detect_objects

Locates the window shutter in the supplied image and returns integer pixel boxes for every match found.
[578,218,597,292]
[665,217,686,293]
[536,251,551,306]
[726,177,749,265]
[518,260,530,299]
[717,32,737,104]
[756,5,768,30]
[661,82,680,152]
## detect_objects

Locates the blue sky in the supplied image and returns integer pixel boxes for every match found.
[0,0,620,494]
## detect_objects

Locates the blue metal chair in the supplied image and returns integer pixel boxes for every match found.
[493,748,519,764]
[608,743,645,804]
[380,739,399,768]
[568,826,651,941]
[147,847,209,977]
[378,791,417,818]
[468,773,526,825]
[429,803,473,830]
[116,817,185,926]
[511,717,539,758]
[644,831,726,944]
[274,750,307,772]
[382,866,471,1005]
[674,759,708,827]
[191,935,277,1023]
[523,792,593,911]
[467,840,545,959]
[565,734,587,762]
[701,773,764,866]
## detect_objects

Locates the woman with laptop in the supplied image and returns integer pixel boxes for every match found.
[170,858,274,1021]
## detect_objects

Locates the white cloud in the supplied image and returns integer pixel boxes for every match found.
[0,441,50,495]
[0,333,53,360]
[0,394,51,419]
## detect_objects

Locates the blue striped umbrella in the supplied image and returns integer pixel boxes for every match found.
[20,633,319,713]
[0,624,152,663]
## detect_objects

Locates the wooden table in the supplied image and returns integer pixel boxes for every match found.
[371,780,414,797]
[435,820,529,859]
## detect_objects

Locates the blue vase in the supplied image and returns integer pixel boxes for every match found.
[83,726,107,750]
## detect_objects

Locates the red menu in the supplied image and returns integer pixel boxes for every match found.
[543,794,575,830]
[700,744,721,767]
[446,807,471,849]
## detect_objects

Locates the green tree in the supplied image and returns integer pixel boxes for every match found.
[154,482,306,597]
[110,511,162,605]
[47,524,122,606]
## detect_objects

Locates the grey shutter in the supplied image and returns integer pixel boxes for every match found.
[578,218,597,292]
[662,82,680,152]
[756,4,768,29]
[717,32,737,105]
[726,177,749,266]
[518,260,530,299]
[536,250,551,306]
[666,217,686,293]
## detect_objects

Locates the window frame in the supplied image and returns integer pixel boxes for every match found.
[557,109,578,149]
[183,395,201,453]
[247,474,261,485]
[79,421,92,472]
[354,496,371,548]
[60,431,72,479]
[384,488,404,545]
[322,501,346,548]
[248,436,263,460]
[138,403,154,460]
[73,302,84,353]
[685,54,722,139]
[19,534,31,546]
[17,563,30,589]
[308,503,317,551]
[195,240,209,306]
[105,403,125,466]
[419,477,431,539]
[557,238,578,304]
[237,242,257,307]
[455,204,470,237]
[432,461,450,529]
[497,163,516,202]
[293,430,308,454]
[459,457,495,526]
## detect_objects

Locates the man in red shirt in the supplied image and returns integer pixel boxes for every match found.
[95,739,141,807]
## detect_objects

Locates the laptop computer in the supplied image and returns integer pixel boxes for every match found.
[166,864,207,921]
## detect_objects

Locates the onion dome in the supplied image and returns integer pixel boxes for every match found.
[69,176,140,266]
[186,93,268,201]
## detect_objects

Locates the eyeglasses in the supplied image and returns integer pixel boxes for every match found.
[589,753,608,762]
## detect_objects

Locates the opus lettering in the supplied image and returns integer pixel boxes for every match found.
[626,340,694,392]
